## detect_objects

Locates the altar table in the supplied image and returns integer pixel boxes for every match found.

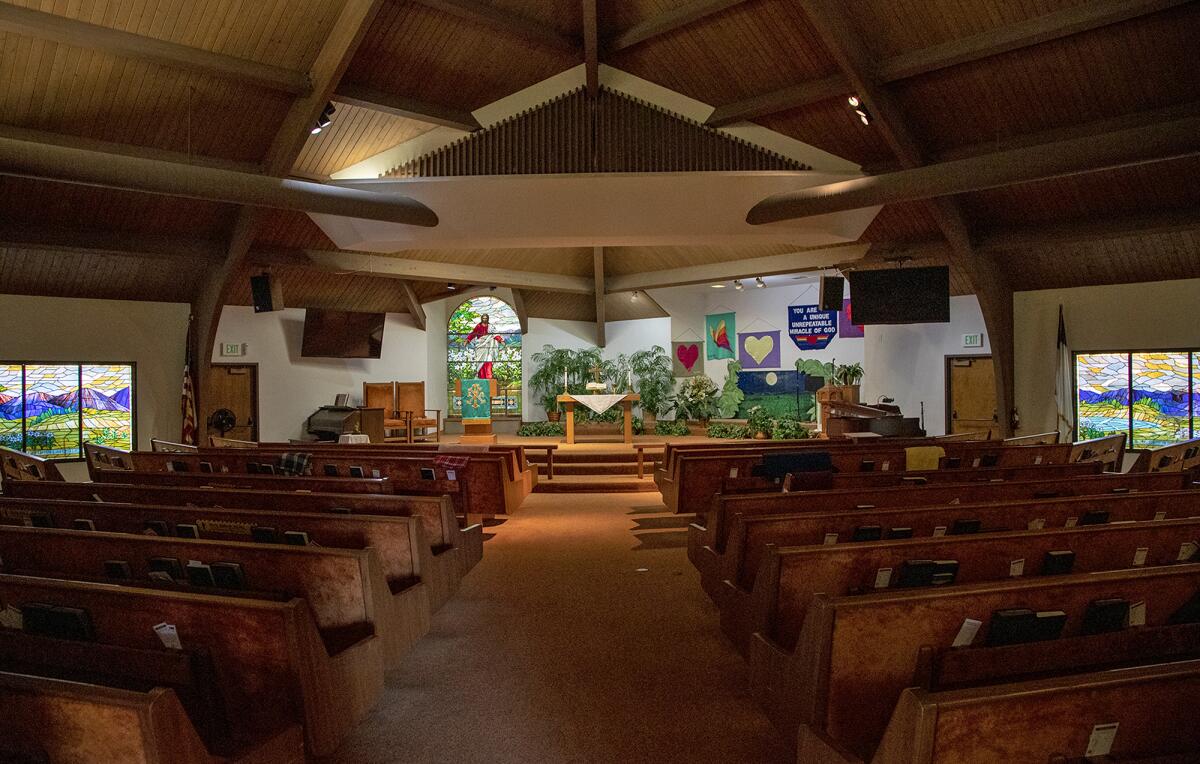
[556,393,640,445]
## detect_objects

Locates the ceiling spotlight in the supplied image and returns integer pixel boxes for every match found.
[846,95,872,125]
[630,290,640,302]
[755,277,766,289]
[447,282,458,291]
[847,95,860,107]
[710,283,726,289]
[734,279,744,291]
[311,102,336,135]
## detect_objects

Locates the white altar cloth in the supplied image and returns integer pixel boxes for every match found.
[569,394,628,415]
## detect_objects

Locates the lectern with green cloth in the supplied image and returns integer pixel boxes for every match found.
[457,378,498,444]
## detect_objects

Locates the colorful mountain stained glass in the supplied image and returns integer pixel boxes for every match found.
[1076,353,1130,440]
[1076,351,1195,450]
[0,362,134,459]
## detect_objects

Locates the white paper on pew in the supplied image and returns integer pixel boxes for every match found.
[951,618,981,647]
[1178,541,1198,562]
[1154,511,1167,521]
[874,568,892,589]
[1085,723,1119,757]
[1009,559,1025,577]
[1027,518,1045,530]
[371,469,381,479]
[971,458,980,468]
[447,470,457,481]
[1035,455,1043,465]
[91,494,104,503]
[154,622,182,650]
[0,605,22,630]
[729,467,738,478]
[1127,601,1146,627]
[823,533,838,545]
[1065,516,1078,528]
[148,571,173,582]
[881,461,890,471]
[1132,547,1148,566]
[932,526,947,537]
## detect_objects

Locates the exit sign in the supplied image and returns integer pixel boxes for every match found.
[962,333,984,348]
[221,343,245,357]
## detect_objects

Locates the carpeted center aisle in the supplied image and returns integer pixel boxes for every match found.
[320,492,791,764]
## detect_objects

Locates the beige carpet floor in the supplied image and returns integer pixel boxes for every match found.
[319,491,791,763]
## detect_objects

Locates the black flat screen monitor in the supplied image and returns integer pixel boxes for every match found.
[848,266,950,325]
[301,309,385,359]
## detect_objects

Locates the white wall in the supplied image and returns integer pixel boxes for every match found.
[1014,279,1200,436]
[862,295,991,436]
[0,294,190,479]
[212,307,428,442]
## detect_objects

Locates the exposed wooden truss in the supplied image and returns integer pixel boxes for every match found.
[707,0,1189,126]
[510,289,530,334]
[607,244,870,292]
[0,2,310,95]
[398,280,427,329]
[0,225,222,263]
[606,0,755,53]
[333,83,482,132]
[410,0,580,53]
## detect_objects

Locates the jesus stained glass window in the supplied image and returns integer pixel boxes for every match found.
[1076,350,1195,449]
[447,297,522,416]
[0,362,134,459]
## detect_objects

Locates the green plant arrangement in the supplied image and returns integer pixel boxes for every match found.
[717,360,745,419]
[746,405,773,438]
[706,422,750,439]
[627,347,675,419]
[676,374,719,422]
[795,357,835,383]
[516,421,566,437]
[771,417,809,440]
[836,362,865,386]
[654,419,691,436]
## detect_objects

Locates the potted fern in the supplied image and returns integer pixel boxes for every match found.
[676,374,718,432]
[746,405,773,439]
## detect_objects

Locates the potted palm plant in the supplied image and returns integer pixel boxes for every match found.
[835,362,864,404]
[627,347,674,428]
[530,345,575,422]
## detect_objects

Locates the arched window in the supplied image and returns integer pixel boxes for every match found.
[447,296,523,417]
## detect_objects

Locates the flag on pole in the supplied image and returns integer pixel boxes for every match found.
[1054,304,1074,441]
[181,315,198,445]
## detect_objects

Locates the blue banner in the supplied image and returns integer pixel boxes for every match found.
[788,304,838,350]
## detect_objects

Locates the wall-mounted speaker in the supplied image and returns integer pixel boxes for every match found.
[250,273,283,313]
[819,275,844,312]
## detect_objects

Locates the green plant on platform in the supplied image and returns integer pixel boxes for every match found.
[517,421,565,437]
[676,374,718,421]
[836,362,864,386]
[771,417,809,440]
[706,422,750,439]
[627,347,675,417]
[654,419,691,436]
[717,360,745,419]
[529,346,574,416]
[746,405,773,437]
[795,357,834,384]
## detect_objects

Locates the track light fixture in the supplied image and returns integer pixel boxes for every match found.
[848,95,872,126]
[710,283,726,289]
[733,279,744,290]
[755,277,766,289]
[630,290,640,302]
[447,282,458,291]
[311,102,336,135]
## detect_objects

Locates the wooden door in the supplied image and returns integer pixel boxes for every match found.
[206,364,258,442]
[947,356,997,437]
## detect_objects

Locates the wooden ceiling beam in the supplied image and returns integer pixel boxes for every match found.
[606,244,870,292]
[510,288,530,334]
[747,115,1200,224]
[419,285,489,304]
[0,225,223,262]
[707,0,1187,126]
[593,247,606,347]
[0,135,437,226]
[0,3,310,95]
[333,83,482,131]
[605,0,754,53]
[398,280,427,329]
[249,249,596,295]
[582,0,600,99]
[409,0,579,52]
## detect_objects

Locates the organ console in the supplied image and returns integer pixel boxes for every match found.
[822,400,925,438]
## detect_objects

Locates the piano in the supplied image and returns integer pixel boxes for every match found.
[822,400,925,439]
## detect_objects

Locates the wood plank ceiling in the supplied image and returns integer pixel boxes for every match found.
[0,0,1197,317]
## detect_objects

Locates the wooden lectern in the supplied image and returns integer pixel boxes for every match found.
[456,378,499,444]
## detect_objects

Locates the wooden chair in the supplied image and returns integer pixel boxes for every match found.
[362,382,406,440]
[396,382,440,443]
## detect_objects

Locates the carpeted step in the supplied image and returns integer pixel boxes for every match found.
[526,451,664,465]
[536,462,643,476]
[534,475,659,493]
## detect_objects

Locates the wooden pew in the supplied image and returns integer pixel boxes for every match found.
[718,488,1200,608]
[797,660,1200,763]
[1132,436,1200,474]
[689,470,1193,586]
[90,468,393,495]
[726,516,1200,656]
[748,564,1200,758]
[0,573,382,756]
[5,481,482,607]
[0,522,420,669]
[0,670,305,764]
[0,445,64,483]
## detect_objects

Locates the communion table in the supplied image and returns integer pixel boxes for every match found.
[556,393,640,445]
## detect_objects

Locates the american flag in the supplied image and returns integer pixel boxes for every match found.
[180,316,198,445]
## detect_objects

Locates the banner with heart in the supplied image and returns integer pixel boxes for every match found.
[738,331,781,369]
[672,342,702,377]
[705,312,736,360]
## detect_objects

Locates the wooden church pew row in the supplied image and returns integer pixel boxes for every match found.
[726,516,1200,657]
[716,488,1200,607]
[91,468,393,494]
[664,440,1093,515]
[0,670,305,764]
[796,659,1200,764]
[0,574,381,757]
[1130,436,1200,474]
[0,519,422,669]
[747,564,1200,759]
[719,461,1104,500]
[0,495,444,640]
[689,470,1193,582]
[4,481,483,603]
[0,445,65,484]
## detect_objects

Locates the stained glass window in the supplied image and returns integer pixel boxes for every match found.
[1076,351,1195,449]
[0,362,134,460]
[447,297,522,417]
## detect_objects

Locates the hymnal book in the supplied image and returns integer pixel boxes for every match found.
[103,560,132,580]
[71,518,96,531]
[349,466,365,478]
[851,526,882,542]
[185,561,215,588]
[199,461,214,473]
[1082,599,1129,635]
[1079,510,1110,526]
[246,462,261,474]
[420,467,436,480]
[1042,550,1076,575]
[283,531,310,546]
[324,464,339,477]
[148,557,183,580]
[211,562,246,590]
[143,520,170,536]
[858,460,875,472]
[985,608,1066,646]
[250,526,277,543]
[948,518,982,535]
[30,513,54,528]
[22,603,95,641]
[886,527,913,539]
[175,524,200,539]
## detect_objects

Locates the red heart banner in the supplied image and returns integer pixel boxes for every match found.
[673,342,701,376]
